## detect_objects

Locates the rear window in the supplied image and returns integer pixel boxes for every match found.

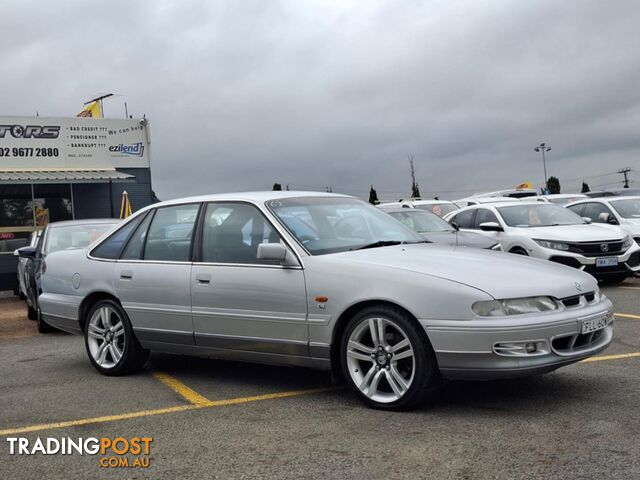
[45,223,118,255]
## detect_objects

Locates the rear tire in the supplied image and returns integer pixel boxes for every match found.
[340,305,439,410]
[36,301,57,333]
[27,304,37,321]
[84,299,149,376]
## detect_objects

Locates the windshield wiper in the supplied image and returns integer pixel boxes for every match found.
[351,240,428,251]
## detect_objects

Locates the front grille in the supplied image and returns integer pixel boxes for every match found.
[566,240,625,257]
[560,292,598,308]
[549,256,582,269]
[553,329,606,353]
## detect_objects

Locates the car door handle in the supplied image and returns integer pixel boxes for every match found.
[196,274,211,285]
[120,271,133,280]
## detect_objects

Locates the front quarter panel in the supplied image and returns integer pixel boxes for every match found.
[302,255,493,350]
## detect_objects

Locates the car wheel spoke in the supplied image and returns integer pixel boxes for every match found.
[389,364,410,391]
[359,365,377,391]
[109,343,122,363]
[365,370,385,398]
[112,321,124,338]
[393,348,414,361]
[101,307,112,328]
[390,338,410,353]
[368,318,380,345]
[96,342,109,365]
[385,369,406,397]
[88,323,104,339]
[347,350,374,362]
[348,340,374,354]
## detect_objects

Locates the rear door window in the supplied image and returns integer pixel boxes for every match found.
[91,216,143,260]
[143,204,200,262]
[451,209,476,229]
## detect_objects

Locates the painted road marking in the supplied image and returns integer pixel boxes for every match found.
[0,387,331,436]
[581,352,640,363]
[618,287,640,291]
[615,313,640,320]
[152,371,212,407]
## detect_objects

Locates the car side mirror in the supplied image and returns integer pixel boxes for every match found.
[582,217,592,224]
[16,246,37,258]
[479,222,503,232]
[450,222,460,231]
[257,243,298,266]
[598,212,618,225]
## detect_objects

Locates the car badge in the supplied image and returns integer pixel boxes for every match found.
[575,282,582,292]
[600,243,609,253]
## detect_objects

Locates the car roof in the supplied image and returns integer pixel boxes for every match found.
[383,207,439,215]
[566,195,640,206]
[542,194,587,198]
[408,199,455,204]
[46,218,121,228]
[147,191,352,210]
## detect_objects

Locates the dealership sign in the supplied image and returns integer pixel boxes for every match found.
[0,116,150,169]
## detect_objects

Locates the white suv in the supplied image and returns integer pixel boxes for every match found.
[444,201,640,283]
[566,196,640,247]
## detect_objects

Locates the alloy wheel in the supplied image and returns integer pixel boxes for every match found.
[86,305,126,369]
[346,317,415,403]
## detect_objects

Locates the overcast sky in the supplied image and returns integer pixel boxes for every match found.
[1,0,639,201]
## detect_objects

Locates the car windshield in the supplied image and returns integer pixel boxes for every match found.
[268,197,424,255]
[45,223,117,254]
[497,204,585,228]
[388,210,455,233]
[610,199,640,219]
[413,203,458,217]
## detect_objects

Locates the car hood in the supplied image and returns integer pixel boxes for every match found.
[333,244,598,299]
[621,218,640,234]
[511,223,626,241]
[422,231,495,249]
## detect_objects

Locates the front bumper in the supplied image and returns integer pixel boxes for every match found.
[421,300,614,380]
[536,246,640,278]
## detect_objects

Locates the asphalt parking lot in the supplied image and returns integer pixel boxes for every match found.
[1,279,639,480]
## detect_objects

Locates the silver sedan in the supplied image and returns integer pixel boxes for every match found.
[39,192,613,410]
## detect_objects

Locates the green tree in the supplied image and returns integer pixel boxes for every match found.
[546,176,561,194]
[408,155,421,198]
[272,183,282,191]
[581,182,590,193]
[368,185,379,205]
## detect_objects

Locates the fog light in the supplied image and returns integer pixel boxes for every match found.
[493,341,549,357]
[525,342,537,353]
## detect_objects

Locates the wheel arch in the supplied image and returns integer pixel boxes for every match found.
[329,299,422,377]
[78,291,121,333]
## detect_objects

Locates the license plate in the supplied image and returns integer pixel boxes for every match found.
[596,257,618,267]
[581,316,608,334]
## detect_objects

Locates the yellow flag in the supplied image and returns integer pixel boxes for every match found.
[119,191,133,219]
[77,101,102,118]
[515,181,533,190]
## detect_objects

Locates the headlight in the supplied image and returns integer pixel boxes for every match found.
[490,243,503,251]
[472,296,558,316]
[621,235,633,251]
[534,239,570,251]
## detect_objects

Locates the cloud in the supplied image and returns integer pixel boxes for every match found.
[1,0,639,200]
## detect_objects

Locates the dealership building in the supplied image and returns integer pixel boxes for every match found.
[0,115,156,292]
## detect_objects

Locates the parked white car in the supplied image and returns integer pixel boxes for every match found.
[453,197,521,208]
[566,196,640,246]
[444,202,640,283]
[378,199,458,217]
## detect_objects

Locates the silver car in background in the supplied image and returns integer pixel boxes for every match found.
[40,192,613,410]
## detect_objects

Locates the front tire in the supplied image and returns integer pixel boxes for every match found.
[84,300,149,376]
[340,305,439,410]
[510,247,528,256]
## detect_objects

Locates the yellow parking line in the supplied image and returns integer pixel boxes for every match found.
[615,313,640,320]
[151,371,212,407]
[0,387,331,436]
[0,405,198,436]
[581,352,640,363]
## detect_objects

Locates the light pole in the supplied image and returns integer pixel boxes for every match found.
[534,142,551,189]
